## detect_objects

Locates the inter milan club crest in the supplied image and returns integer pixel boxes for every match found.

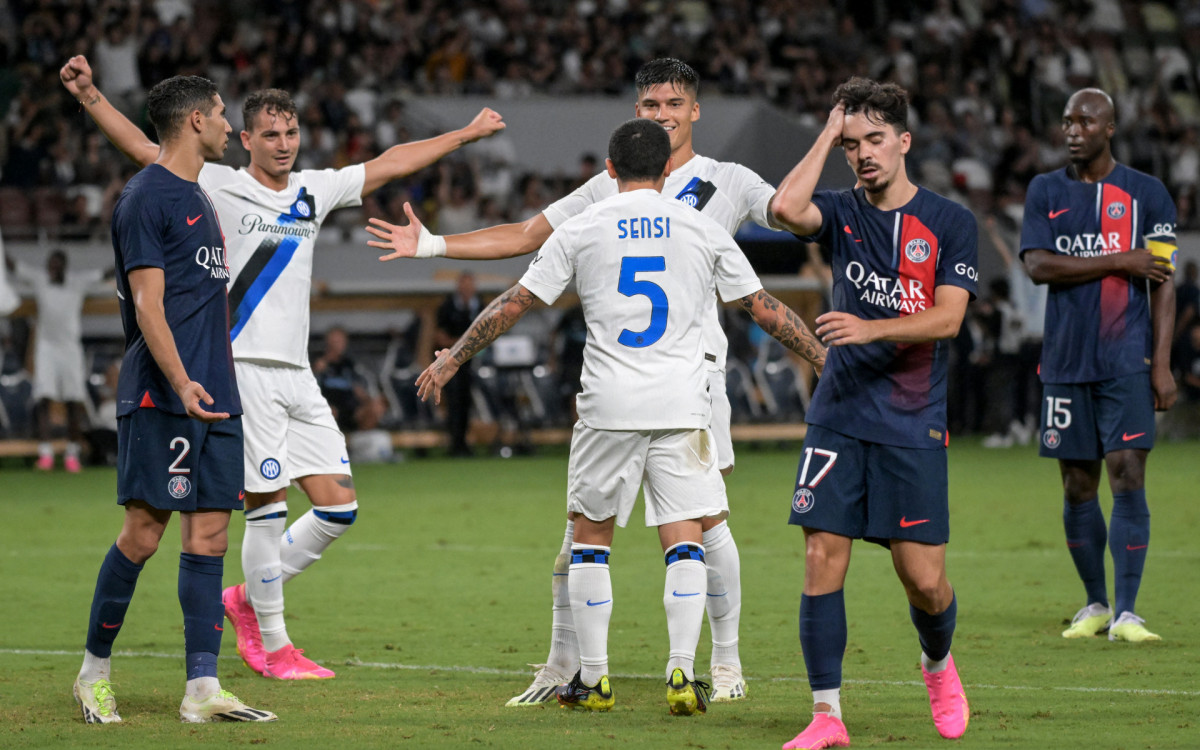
[905,238,932,263]
[287,187,316,222]
[168,475,192,499]
[792,487,815,514]
[1106,201,1126,219]
[260,458,282,480]
[1042,428,1062,450]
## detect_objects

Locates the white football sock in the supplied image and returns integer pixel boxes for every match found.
[546,519,579,672]
[280,501,358,584]
[813,688,842,720]
[79,650,110,682]
[567,544,611,686]
[922,652,949,674]
[663,545,706,681]
[243,501,290,652]
[703,521,742,668]
[185,676,220,700]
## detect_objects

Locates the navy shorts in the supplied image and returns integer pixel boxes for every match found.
[117,409,245,512]
[787,424,949,546]
[1038,373,1155,460]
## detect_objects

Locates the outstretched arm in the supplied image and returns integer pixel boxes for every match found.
[361,108,505,197]
[769,103,844,236]
[415,283,538,403]
[736,289,826,375]
[60,55,158,168]
[367,205,553,261]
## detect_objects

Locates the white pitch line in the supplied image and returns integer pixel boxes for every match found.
[4,649,1196,697]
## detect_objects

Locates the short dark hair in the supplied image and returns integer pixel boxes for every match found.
[634,58,700,99]
[608,118,671,182]
[146,75,219,140]
[243,89,298,133]
[833,76,910,133]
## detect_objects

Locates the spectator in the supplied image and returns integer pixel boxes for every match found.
[312,326,387,435]
[435,271,481,457]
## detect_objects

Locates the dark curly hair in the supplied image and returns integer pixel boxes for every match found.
[833,76,909,133]
[243,88,298,133]
[146,75,219,140]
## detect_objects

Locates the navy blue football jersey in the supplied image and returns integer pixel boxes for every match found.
[111,164,241,416]
[800,187,978,448]
[1020,163,1175,384]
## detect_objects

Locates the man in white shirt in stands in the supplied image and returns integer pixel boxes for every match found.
[412,117,825,714]
[60,54,505,680]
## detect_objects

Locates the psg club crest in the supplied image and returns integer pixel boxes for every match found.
[260,458,282,480]
[792,487,815,514]
[904,238,932,263]
[1106,201,1126,219]
[1042,429,1062,450]
[168,475,192,499]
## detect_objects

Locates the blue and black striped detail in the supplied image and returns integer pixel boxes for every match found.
[314,507,357,525]
[664,543,705,566]
[674,177,717,211]
[245,509,288,521]
[570,548,610,565]
[228,236,301,341]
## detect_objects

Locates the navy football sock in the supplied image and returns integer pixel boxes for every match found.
[1063,496,1109,608]
[1108,489,1150,616]
[85,545,144,658]
[910,592,957,662]
[800,590,847,691]
[178,552,224,679]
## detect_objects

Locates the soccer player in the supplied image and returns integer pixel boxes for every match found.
[769,77,976,748]
[73,74,274,724]
[367,58,783,704]
[61,54,504,679]
[414,117,825,714]
[4,249,114,472]
[1020,88,1177,642]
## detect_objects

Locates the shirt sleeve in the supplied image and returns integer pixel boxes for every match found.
[710,224,763,302]
[543,172,614,229]
[1019,176,1054,258]
[305,165,367,217]
[794,190,840,245]
[935,205,979,298]
[730,163,782,231]
[519,225,576,305]
[114,191,166,272]
[1142,177,1178,244]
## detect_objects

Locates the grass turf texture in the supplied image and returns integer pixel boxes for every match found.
[2,439,1198,748]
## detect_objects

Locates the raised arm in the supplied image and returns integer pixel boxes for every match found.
[361,108,505,197]
[735,289,826,375]
[127,267,228,422]
[817,285,971,346]
[60,55,159,168]
[1023,247,1172,286]
[415,283,538,404]
[366,203,553,261]
[769,104,844,236]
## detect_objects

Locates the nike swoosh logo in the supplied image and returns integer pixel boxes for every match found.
[214,624,223,631]
[340,457,350,464]
[238,491,245,500]
[187,214,202,225]
[1122,432,1145,441]
[100,622,122,629]
[261,574,282,583]
[585,599,611,607]
[1049,208,1070,219]
[899,517,930,528]
[843,224,861,242]
[706,592,727,597]
[1126,544,1148,551]
[672,591,701,597]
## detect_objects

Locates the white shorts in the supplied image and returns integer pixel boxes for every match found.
[236,360,351,493]
[566,421,728,528]
[709,368,734,471]
[33,342,87,402]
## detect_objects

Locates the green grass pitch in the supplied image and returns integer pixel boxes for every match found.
[2,439,1198,748]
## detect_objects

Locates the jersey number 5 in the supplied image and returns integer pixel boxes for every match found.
[617,256,668,348]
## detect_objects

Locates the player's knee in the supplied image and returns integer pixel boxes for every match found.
[116,534,158,564]
[1105,454,1145,492]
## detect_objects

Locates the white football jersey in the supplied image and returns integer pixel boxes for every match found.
[199,163,365,366]
[521,188,762,430]
[543,154,779,370]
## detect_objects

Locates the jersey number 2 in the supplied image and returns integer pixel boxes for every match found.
[168,437,191,474]
[617,256,668,348]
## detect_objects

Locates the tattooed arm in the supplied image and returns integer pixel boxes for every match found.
[736,289,826,375]
[415,283,538,404]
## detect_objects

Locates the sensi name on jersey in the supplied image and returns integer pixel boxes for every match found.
[1055,232,1122,255]
[846,260,928,313]
[617,216,670,239]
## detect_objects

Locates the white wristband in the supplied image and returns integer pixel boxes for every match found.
[415,225,448,258]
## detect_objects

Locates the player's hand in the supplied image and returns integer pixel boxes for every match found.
[60,55,97,101]
[415,353,460,405]
[366,203,423,261]
[1152,366,1178,411]
[461,107,506,143]
[824,102,846,147]
[177,381,230,423]
[815,311,874,346]
[1120,249,1173,283]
